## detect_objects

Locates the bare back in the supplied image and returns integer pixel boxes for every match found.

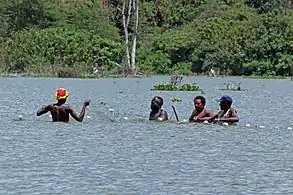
[50,104,71,122]
[37,100,90,122]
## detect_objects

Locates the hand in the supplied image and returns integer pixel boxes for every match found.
[84,100,90,106]
[214,118,221,122]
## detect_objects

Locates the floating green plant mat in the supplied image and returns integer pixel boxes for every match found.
[151,84,201,91]
[171,97,182,102]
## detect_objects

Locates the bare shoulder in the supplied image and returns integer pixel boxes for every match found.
[206,109,214,116]
[63,104,75,112]
[47,104,54,110]
[230,107,238,116]
[63,104,72,109]
[230,107,237,113]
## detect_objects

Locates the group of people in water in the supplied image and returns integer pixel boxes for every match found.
[149,94,239,125]
[37,88,239,125]
[36,70,241,125]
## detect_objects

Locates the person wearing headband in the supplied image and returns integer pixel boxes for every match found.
[207,95,239,124]
[149,96,168,121]
[37,88,90,122]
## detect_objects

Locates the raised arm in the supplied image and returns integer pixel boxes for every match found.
[37,105,52,116]
[68,100,90,122]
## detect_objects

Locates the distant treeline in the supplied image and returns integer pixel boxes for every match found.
[0,0,292,76]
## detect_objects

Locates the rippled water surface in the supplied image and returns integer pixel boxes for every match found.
[1,76,293,194]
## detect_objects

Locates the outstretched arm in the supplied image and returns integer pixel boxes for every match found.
[205,110,223,122]
[68,100,90,122]
[197,111,215,121]
[215,109,239,123]
[37,105,52,116]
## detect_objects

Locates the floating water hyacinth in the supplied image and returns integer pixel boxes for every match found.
[171,97,182,102]
[151,84,201,91]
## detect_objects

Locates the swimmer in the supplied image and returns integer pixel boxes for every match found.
[189,96,214,123]
[149,96,168,122]
[37,88,90,122]
[207,95,239,124]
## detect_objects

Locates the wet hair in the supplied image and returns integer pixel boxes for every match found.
[151,96,163,106]
[194,96,206,106]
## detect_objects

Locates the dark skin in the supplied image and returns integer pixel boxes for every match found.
[206,101,239,123]
[189,99,214,122]
[149,108,168,121]
[37,99,90,122]
[149,101,168,121]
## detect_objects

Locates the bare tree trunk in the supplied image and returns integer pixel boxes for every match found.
[122,0,131,74]
[130,0,139,75]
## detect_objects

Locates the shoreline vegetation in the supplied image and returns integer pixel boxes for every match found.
[0,72,291,80]
[0,0,292,77]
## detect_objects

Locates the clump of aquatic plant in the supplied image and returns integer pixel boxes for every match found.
[219,81,248,91]
[151,84,201,91]
[171,97,182,102]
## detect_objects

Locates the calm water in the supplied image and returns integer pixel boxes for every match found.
[1,76,293,194]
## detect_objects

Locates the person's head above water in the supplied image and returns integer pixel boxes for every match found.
[55,88,69,104]
[150,96,164,111]
[194,95,206,111]
[218,95,233,110]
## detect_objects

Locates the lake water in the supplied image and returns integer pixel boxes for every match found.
[1,76,293,194]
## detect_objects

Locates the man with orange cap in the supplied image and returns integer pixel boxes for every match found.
[37,88,90,122]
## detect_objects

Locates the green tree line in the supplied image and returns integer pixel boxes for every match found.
[0,0,292,76]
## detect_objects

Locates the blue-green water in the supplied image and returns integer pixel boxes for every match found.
[1,76,293,194]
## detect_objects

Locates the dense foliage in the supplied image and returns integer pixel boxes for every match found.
[0,0,292,76]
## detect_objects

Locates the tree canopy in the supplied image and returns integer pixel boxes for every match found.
[0,0,292,76]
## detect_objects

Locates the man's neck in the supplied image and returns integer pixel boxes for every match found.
[56,101,65,106]
[196,108,205,113]
[223,107,231,112]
